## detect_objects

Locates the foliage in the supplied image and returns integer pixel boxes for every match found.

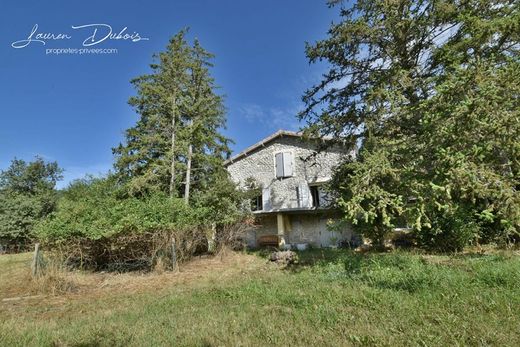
[35,175,249,269]
[333,138,405,245]
[301,0,520,249]
[36,176,200,242]
[0,157,62,246]
[191,170,251,225]
[415,205,480,252]
[35,176,202,268]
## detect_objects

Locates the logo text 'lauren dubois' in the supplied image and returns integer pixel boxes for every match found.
[11,24,149,49]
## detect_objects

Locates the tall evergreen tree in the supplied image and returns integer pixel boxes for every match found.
[113,30,231,201]
[301,0,519,249]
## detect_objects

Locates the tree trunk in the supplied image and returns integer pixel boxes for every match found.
[169,94,177,198]
[184,119,193,204]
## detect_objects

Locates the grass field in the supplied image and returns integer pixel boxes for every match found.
[1,248,520,346]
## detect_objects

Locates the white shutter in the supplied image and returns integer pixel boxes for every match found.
[283,152,293,177]
[275,152,284,178]
[262,187,271,211]
[297,186,303,207]
[298,183,311,208]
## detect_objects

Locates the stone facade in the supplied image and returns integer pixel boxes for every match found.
[245,213,352,248]
[225,131,354,248]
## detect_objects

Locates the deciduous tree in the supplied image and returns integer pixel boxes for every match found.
[0,157,62,246]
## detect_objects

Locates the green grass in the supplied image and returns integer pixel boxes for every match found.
[1,249,520,346]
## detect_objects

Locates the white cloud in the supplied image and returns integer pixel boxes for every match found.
[238,103,302,132]
[240,104,265,123]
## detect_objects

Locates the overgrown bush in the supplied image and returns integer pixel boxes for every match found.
[416,206,480,252]
[45,229,207,271]
[35,176,248,271]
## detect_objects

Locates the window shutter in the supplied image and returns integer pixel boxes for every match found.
[298,183,310,208]
[262,187,271,211]
[282,152,293,177]
[275,152,284,178]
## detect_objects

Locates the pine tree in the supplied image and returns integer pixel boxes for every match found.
[182,39,230,204]
[113,30,231,201]
[301,0,520,249]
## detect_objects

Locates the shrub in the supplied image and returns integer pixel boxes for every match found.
[35,176,243,270]
[415,206,479,252]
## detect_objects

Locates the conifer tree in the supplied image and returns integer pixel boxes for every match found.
[301,0,519,249]
[113,30,231,202]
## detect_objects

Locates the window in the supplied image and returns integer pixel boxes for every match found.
[250,187,271,211]
[297,184,325,208]
[275,151,293,178]
[310,185,320,208]
[251,194,262,211]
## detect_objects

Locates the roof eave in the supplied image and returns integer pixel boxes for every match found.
[223,130,302,166]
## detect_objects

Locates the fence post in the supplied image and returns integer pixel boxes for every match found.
[31,243,42,277]
[208,223,216,253]
[171,238,178,272]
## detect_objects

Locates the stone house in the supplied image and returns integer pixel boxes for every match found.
[224,130,354,248]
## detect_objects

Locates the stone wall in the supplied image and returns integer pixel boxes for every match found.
[227,134,354,248]
[247,212,353,248]
[226,135,349,210]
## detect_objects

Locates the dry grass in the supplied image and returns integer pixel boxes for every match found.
[1,248,520,346]
[0,253,35,298]
[0,250,265,305]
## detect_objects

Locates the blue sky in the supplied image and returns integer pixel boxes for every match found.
[0,0,339,188]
